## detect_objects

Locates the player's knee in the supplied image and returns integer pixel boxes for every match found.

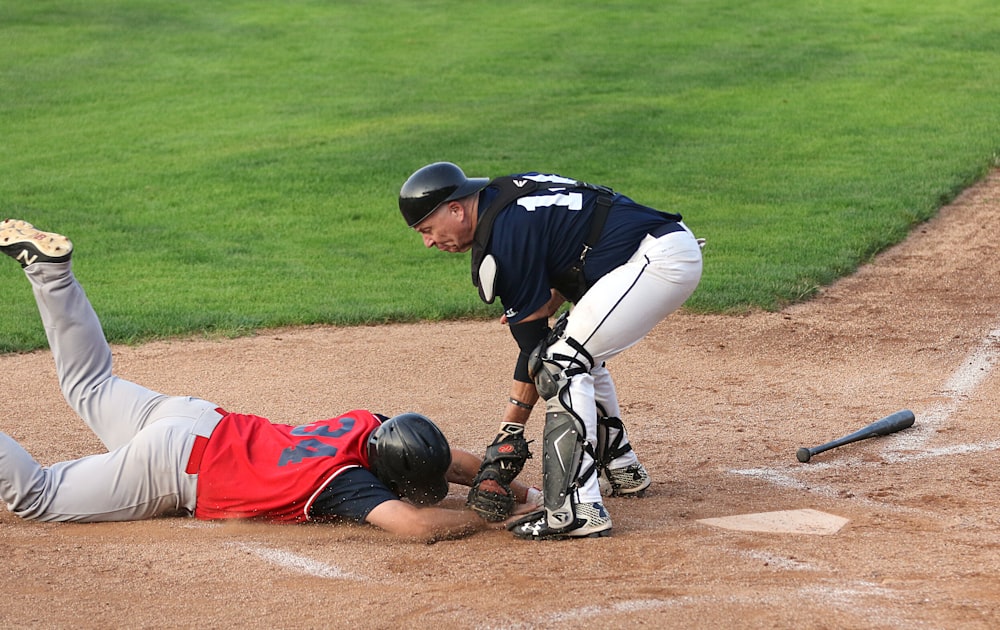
[528,324,594,403]
[530,354,561,400]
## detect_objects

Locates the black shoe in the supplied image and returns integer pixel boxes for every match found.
[0,220,73,267]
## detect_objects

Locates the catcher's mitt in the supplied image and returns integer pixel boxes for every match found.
[466,422,532,522]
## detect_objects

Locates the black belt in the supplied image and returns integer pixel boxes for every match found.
[649,221,684,238]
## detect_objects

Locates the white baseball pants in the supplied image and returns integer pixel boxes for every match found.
[547,224,703,503]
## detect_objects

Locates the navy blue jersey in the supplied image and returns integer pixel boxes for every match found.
[309,466,399,523]
[481,173,681,323]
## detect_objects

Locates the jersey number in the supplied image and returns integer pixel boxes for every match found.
[277,417,356,466]
[516,192,582,212]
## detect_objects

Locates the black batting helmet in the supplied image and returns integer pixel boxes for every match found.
[367,412,452,505]
[398,162,489,227]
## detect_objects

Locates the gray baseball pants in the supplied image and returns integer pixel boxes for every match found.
[0,261,223,522]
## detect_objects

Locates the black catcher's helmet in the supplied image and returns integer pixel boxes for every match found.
[367,413,452,505]
[398,162,489,227]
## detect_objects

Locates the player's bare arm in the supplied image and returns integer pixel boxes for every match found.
[500,312,553,425]
[364,499,487,542]
[501,380,539,425]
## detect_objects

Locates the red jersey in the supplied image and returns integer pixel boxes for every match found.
[194,409,381,522]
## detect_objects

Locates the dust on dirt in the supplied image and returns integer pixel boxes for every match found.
[1,171,999,629]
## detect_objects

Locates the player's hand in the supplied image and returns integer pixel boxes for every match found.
[482,487,541,530]
[511,499,541,517]
[500,506,544,531]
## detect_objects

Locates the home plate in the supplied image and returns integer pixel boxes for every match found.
[697,509,849,535]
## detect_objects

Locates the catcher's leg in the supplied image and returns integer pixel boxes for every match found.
[596,414,651,497]
[508,322,611,540]
[592,370,649,496]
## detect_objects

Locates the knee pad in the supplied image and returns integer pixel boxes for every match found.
[528,315,595,405]
[530,354,569,401]
[527,313,567,399]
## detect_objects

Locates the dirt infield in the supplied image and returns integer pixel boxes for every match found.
[2,171,999,629]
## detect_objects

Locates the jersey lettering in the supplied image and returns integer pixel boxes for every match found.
[277,417,356,466]
[290,418,355,438]
[278,439,337,466]
[521,174,578,185]
[516,192,583,212]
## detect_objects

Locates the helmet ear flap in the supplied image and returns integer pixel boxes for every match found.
[367,432,387,487]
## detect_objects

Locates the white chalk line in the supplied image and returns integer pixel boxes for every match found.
[226,541,361,580]
[729,466,840,497]
[885,327,1000,458]
[889,438,1000,462]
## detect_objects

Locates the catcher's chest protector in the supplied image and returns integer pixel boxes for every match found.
[470,176,615,304]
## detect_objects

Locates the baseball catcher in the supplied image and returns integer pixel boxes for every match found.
[399,163,703,540]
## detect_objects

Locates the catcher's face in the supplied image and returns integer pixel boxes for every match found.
[414,201,475,253]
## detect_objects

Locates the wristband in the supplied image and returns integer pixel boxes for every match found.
[508,397,534,410]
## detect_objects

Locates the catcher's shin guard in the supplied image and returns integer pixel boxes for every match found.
[540,409,587,532]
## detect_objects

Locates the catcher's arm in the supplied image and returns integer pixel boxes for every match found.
[499,309,551,424]
[501,381,539,425]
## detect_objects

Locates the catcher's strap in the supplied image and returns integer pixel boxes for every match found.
[466,422,533,522]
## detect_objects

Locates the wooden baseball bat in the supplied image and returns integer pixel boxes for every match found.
[796,409,915,463]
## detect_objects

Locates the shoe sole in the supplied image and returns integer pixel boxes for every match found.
[0,220,73,266]
[611,481,651,498]
[565,526,612,539]
[521,526,613,541]
[604,474,652,498]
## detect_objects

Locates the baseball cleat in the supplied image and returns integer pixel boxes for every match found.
[0,220,73,267]
[508,502,612,540]
[600,463,651,497]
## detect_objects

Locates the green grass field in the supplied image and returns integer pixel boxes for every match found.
[1,0,998,352]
